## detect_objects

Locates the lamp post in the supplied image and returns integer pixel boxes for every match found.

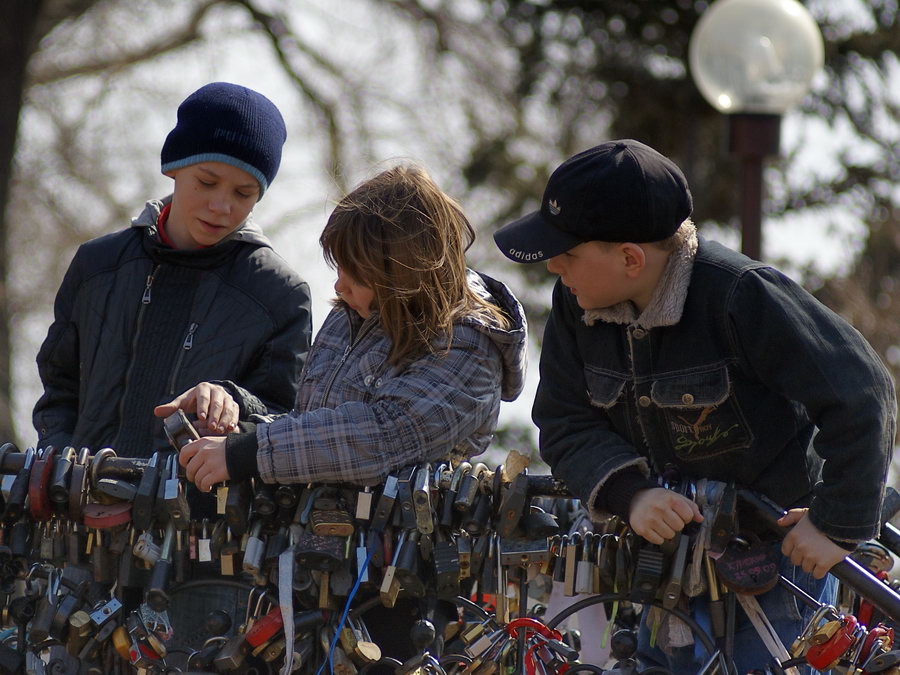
[688,0,824,260]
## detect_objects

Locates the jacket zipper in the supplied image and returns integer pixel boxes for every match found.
[141,272,156,304]
[114,264,159,446]
[319,316,378,406]
[168,322,198,395]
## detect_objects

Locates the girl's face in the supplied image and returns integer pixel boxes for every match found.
[335,267,375,319]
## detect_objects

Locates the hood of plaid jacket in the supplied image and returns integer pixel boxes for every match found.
[464,269,528,402]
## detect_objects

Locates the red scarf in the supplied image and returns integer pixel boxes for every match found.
[157,203,176,248]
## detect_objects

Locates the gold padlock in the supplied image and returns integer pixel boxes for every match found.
[809,619,841,645]
[111,625,132,661]
[310,509,355,537]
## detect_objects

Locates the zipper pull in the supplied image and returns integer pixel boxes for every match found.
[182,323,198,350]
[142,274,154,304]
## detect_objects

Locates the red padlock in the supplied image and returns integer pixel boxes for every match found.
[28,445,56,521]
[83,501,132,529]
[806,614,858,671]
[505,617,563,641]
[858,624,894,666]
[28,446,57,521]
[245,607,284,648]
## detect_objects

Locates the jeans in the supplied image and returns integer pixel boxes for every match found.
[637,555,838,674]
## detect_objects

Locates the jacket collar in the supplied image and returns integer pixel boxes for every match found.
[131,195,272,249]
[582,222,698,329]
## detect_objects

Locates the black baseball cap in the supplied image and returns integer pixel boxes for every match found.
[494,139,693,263]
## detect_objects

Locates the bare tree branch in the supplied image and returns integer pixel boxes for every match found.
[28,0,221,86]
[231,0,352,191]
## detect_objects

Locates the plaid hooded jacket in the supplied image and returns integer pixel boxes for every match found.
[226,270,527,485]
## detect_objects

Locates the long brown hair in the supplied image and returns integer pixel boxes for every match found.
[320,164,509,365]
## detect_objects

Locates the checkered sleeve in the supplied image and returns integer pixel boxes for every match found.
[255,324,504,485]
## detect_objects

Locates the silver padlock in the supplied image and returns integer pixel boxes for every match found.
[132,532,161,564]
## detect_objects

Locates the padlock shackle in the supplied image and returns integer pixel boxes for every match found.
[505,617,562,641]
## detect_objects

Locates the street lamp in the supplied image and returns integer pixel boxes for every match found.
[688,0,824,260]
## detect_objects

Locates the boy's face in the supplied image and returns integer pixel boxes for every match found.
[546,241,634,310]
[167,162,260,249]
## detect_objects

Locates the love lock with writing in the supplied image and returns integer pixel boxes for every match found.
[714,533,780,595]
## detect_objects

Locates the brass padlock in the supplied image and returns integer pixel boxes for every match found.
[310,509,355,537]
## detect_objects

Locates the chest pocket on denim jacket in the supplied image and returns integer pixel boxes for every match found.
[651,367,753,461]
[584,367,640,444]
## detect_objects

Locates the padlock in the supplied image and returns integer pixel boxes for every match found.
[28,446,57,521]
[714,534,780,595]
[4,448,34,524]
[83,501,132,530]
[433,530,461,598]
[132,451,161,531]
[223,480,251,536]
[145,523,175,611]
[245,607,283,648]
[132,531,161,565]
[454,463,488,513]
[48,447,76,507]
[806,614,858,671]
[294,532,347,571]
[252,481,277,517]
[411,464,434,535]
[462,492,493,537]
[371,475,399,532]
[394,530,425,598]
[497,471,529,539]
[242,520,266,575]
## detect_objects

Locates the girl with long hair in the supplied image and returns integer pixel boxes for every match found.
[158,162,526,498]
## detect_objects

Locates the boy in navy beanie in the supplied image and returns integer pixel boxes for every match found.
[32,83,312,653]
[161,81,286,197]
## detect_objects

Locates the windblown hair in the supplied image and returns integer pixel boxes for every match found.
[320,165,510,365]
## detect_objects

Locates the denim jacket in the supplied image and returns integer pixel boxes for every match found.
[534,232,895,542]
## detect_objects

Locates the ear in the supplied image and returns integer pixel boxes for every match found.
[620,243,646,276]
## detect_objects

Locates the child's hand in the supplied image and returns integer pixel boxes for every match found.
[179,437,230,492]
[779,508,848,578]
[154,382,238,434]
[629,487,703,544]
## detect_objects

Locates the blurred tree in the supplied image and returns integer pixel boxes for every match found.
[4,0,386,446]
[3,0,897,459]
[0,0,105,443]
[381,0,899,392]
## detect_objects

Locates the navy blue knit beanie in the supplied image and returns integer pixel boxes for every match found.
[161,82,286,198]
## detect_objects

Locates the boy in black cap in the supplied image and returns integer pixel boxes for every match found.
[495,139,895,670]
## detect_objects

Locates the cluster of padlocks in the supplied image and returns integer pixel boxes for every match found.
[0,432,898,674]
